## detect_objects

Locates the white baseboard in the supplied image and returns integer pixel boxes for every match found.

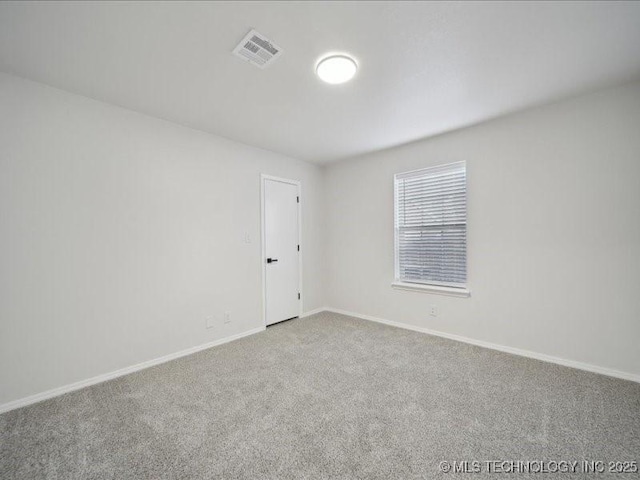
[299,307,329,318]
[0,326,265,415]
[324,307,640,384]
[3,307,637,414]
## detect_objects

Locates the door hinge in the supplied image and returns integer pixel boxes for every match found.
[297,244,300,251]
[298,292,300,300]
[296,196,299,203]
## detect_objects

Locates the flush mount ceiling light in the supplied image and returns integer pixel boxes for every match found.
[316,55,357,84]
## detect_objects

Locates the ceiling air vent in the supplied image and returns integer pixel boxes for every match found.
[232,29,282,69]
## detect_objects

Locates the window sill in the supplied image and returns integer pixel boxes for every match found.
[391,282,471,298]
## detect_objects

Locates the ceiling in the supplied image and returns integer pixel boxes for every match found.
[1,1,640,163]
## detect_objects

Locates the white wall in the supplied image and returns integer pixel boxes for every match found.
[2,72,639,409]
[325,81,640,378]
[0,73,325,406]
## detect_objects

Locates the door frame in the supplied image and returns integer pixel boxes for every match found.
[260,174,303,327]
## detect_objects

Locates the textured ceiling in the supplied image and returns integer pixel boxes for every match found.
[1,1,640,163]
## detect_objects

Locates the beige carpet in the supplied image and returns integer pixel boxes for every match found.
[1,311,639,479]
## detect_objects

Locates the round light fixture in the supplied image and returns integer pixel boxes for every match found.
[316,55,357,84]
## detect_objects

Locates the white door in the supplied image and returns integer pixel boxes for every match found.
[263,177,300,326]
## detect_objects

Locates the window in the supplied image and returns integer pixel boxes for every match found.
[394,162,468,294]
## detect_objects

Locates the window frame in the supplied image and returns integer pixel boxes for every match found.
[393,162,470,297]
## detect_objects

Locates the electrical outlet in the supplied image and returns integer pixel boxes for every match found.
[206,317,214,329]
[224,312,231,324]
[430,305,438,317]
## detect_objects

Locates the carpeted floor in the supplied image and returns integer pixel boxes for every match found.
[1,312,639,479]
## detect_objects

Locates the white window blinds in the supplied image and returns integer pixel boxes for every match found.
[394,162,467,288]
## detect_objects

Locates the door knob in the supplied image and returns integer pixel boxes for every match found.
[266,258,278,263]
